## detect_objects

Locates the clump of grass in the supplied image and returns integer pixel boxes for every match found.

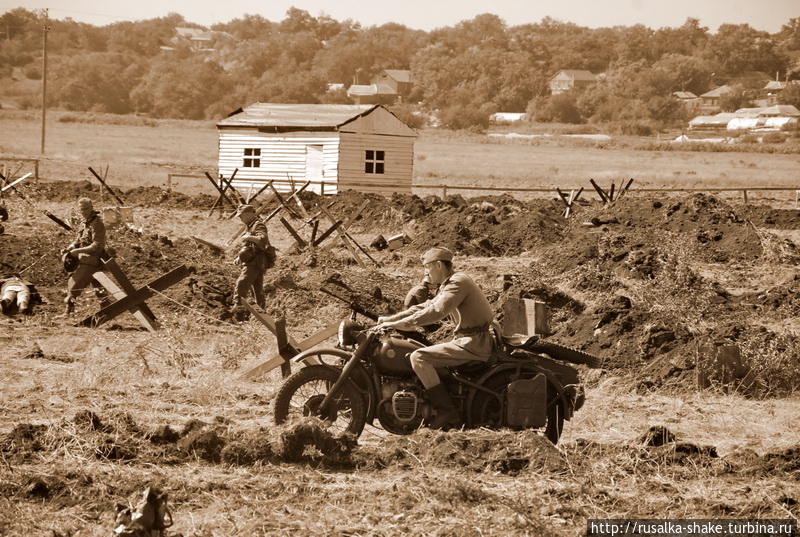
[739,332,800,397]
[622,233,717,332]
[636,140,800,154]
[57,112,158,127]
[749,225,800,264]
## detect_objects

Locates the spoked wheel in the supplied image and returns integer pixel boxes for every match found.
[273,365,367,437]
[468,372,565,444]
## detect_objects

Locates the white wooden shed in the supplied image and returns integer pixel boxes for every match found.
[216,103,417,195]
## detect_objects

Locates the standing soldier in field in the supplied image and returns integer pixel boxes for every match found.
[232,204,272,309]
[61,197,106,315]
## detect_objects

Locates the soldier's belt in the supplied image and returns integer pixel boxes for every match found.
[454,323,491,336]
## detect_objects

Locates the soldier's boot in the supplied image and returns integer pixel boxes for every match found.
[425,384,461,430]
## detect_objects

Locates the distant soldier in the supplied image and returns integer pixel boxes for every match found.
[232,204,272,309]
[61,197,106,315]
[404,275,437,309]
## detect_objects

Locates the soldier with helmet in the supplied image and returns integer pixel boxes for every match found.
[403,274,436,309]
[61,197,106,315]
[377,246,494,429]
[232,204,272,309]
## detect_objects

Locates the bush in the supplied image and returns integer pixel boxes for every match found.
[761,131,787,144]
[438,103,492,132]
[611,120,654,136]
[529,93,583,124]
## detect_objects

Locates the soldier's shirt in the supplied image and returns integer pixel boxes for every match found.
[404,272,493,331]
[70,212,106,261]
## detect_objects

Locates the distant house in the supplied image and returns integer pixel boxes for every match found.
[699,85,734,108]
[346,69,414,105]
[689,113,737,130]
[764,80,787,92]
[548,70,597,95]
[672,91,697,100]
[490,112,527,124]
[759,104,800,117]
[373,69,413,97]
[689,104,800,131]
[346,83,398,105]
[160,26,231,52]
[216,103,417,195]
[763,80,791,105]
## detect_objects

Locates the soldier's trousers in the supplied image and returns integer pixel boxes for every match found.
[234,264,266,308]
[66,262,99,302]
[409,332,493,389]
[1,283,31,313]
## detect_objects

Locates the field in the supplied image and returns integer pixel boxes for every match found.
[2,110,799,199]
[1,111,800,536]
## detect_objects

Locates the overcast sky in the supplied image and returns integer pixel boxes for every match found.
[1,0,797,33]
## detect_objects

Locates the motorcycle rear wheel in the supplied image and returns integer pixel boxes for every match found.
[273,365,367,437]
[468,371,565,444]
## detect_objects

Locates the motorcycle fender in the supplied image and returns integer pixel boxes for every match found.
[291,347,350,366]
[506,375,548,428]
[291,349,379,424]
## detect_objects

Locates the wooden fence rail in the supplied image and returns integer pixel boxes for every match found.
[169,173,799,206]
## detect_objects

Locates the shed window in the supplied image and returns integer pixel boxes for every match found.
[364,150,384,174]
[243,148,261,168]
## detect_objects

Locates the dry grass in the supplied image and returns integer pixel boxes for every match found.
[1,361,798,536]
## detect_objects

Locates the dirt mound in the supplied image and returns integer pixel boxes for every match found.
[405,195,565,256]
[356,429,566,474]
[29,179,216,209]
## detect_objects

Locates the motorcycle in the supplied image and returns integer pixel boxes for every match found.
[273,319,601,444]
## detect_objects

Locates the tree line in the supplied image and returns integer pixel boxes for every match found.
[1,7,799,130]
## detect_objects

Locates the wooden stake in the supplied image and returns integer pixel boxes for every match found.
[589,178,610,204]
[280,216,307,247]
[318,205,365,267]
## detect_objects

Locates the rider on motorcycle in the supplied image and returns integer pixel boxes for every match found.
[376,246,494,429]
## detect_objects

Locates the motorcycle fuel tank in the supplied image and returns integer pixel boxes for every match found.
[374,337,423,376]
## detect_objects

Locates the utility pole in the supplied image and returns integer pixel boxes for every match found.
[40,8,49,154]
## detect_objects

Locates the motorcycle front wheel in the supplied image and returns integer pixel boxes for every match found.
[273,365,367,437]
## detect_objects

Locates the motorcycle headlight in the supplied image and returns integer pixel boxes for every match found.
[338,319,363,347]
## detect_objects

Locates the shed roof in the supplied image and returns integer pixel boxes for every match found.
[672,91,697,99]
[552,69,596,81]
[347,83,397,97]
[764,80,786,91]
[217,103,377,128]
[700,85,733,98]
[760,104,800,117]
[382,69,412,83]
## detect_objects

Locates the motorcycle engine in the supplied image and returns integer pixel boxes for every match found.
[377,380,425,434]
[391,390,418,422]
